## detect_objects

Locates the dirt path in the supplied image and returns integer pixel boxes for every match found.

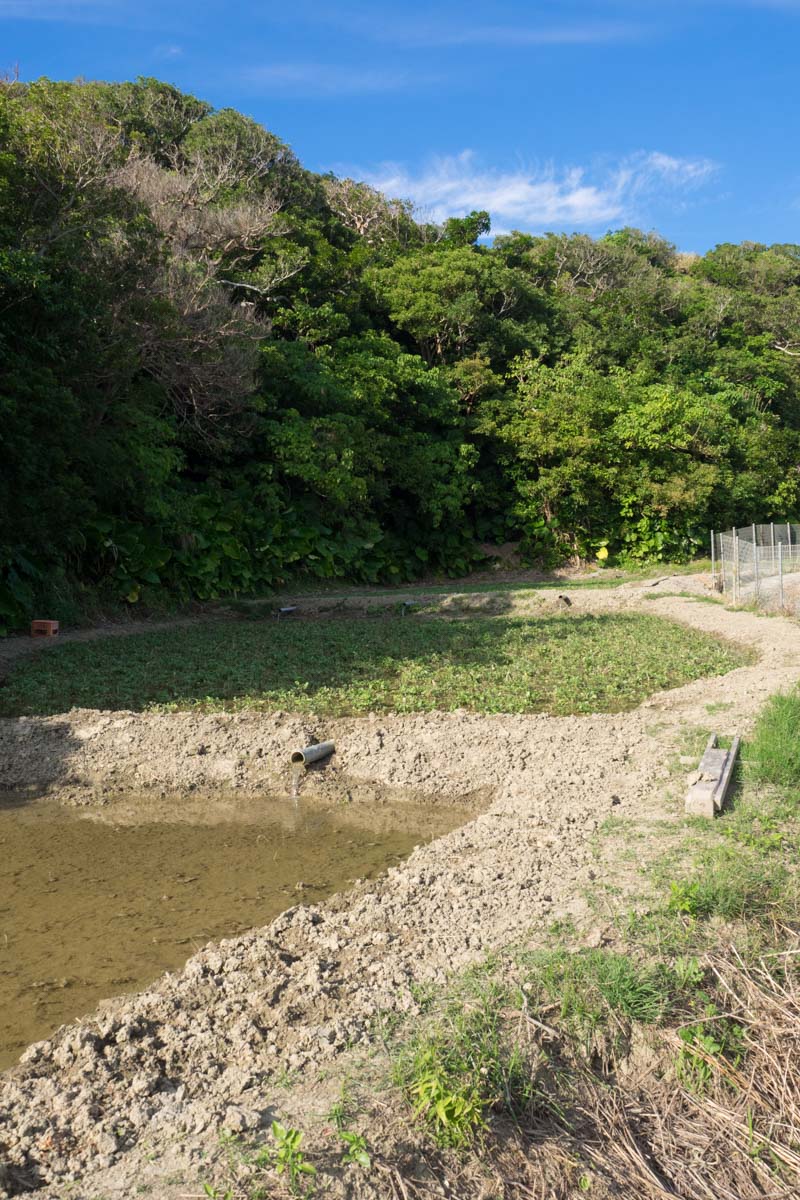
[1,586,799,1199]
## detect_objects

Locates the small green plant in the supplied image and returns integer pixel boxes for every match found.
[217,1130,242,1151]
[671,955,705,991]
[339,1129,371,1170]
[666,849,787,922]
[394,978,539,1148]
[326,1080,357,1132]
[722,815,785,854]
[201,1185,232,1200]
[407,1058,486,1149]
[668,880,702,917]
[676,1008,744,1093]
[325,1084,371,1170]
[269,1122,316,1196]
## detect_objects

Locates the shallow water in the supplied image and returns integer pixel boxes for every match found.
[0,788,470,1070]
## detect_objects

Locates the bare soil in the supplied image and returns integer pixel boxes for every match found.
[1,580,799,1198]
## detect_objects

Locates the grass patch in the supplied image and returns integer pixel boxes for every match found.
[665,848,789,921]
[653,692,800,932]
[747,687,800,790]
[0,612,751,718]
[358,686,800,1196]
[392,978,539,1149]
[517,948,678,1044]
[384,927,791,1196]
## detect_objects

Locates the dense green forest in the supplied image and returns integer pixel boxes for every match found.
[2,77,799,629]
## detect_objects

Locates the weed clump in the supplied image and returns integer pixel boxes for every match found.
[393,981,540,1148]
[666,847,789,921]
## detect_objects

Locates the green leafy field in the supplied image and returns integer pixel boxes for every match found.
[0,613,751,718]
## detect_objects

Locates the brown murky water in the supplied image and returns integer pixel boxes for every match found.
[0,788,471,1070]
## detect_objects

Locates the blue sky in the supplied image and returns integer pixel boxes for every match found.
[2,0,799,252]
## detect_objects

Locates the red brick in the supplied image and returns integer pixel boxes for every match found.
[30,620,59,637]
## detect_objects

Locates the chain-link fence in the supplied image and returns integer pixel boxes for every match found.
[712,523,800,607]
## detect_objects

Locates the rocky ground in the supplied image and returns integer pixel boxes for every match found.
[2,582,800,1198]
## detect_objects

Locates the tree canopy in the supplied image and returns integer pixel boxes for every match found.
[1,77,799,628]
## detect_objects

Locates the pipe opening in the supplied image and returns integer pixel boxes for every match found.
[290,741,335,767]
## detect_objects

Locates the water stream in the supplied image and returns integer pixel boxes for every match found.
[0,788,471,1070]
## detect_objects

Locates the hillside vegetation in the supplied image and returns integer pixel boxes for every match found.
[2,77,800,628]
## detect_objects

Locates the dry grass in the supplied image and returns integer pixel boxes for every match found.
[190,943,796,1200]
[642,945,800,1199]
[361,941,800,1200]
[195,947,800,1199]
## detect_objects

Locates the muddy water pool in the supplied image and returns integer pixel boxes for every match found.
[0,788,472,1070]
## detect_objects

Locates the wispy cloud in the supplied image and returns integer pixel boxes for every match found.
[0,0,121,20]
[309,0,800,48]
[0,0,178,30]
[154,43,183,60]
[346,17,642,48]
[430,22,639,46]
[242,62,439,97]
[354,149,719,231]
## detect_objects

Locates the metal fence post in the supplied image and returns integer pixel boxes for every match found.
[779,540,785,609]
[790,522,794,573]
[771,522,775,572]
[733,527,739,604]
[754,528,760,599]
[712,520,799,605]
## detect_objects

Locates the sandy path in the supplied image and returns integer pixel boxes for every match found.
[1,587,799,1198]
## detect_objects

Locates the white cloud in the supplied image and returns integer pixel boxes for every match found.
[0,0,175,29]
[637,151,718,185]
[349,18,642,48]
[242,62,438,97]
[0,0,120,19]
[355,150,720,231]
[440,22,639,46]
[154,43,183,60]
